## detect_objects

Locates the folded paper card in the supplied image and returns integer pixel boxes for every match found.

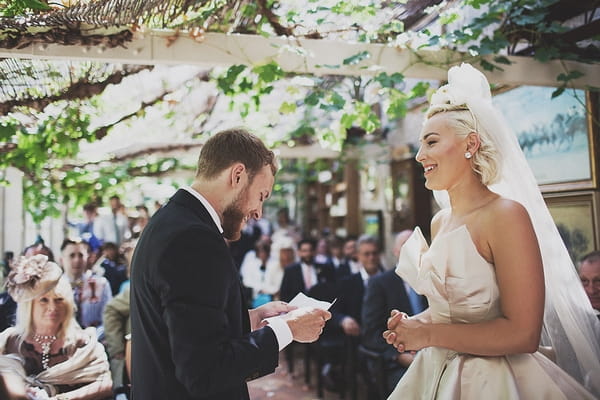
[265,292,336,325]
[288,292,336,310]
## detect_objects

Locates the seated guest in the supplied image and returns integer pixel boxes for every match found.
[1,241,56,333]
[104,241,137,392]
[361,230,426,396]
[271,207,301,245]
[0,254,112,399]
[328,236,345,271]
[315,238,332,265]
[331,235,384,337]
[324,235,384,391]
[240,240,274,307]
[0,293,15,335]
[22,239,55,261]
[279,238,336,377]
[265,237,296,300]
[279,238,336,303]
[336,237,360,279]
[97,242,128,296]
[579,251,600,317]
[103,286,131,391]
[60,238,112,330]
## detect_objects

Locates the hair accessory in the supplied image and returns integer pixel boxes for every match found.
[5,254,63,302]
[464,151,472,159]
[430,63,492,107]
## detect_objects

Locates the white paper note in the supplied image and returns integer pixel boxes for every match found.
[265,292,336,325]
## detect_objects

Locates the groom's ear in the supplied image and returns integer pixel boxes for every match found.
[466,132,481,154]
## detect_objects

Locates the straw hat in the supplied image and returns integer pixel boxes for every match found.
[5,254,63,302]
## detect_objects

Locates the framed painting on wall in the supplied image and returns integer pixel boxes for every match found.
[494,87,597,192]
[544,191,599,264]
[363,210,384,249]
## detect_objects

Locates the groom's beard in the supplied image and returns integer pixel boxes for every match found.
[222,187,248,241]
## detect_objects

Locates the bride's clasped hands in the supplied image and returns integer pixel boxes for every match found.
[383,309,430,353]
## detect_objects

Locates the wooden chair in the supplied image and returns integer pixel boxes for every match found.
[113,334,132,399]
[124,335,131,382]
[356,344,388,400]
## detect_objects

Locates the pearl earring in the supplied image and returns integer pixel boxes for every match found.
[464,151,472,159]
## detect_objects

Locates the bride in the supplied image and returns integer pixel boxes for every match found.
[384,63,600,399]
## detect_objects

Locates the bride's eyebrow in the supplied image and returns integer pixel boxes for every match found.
[421,132,439,141]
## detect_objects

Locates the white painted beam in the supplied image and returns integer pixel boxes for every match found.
[0,30,598,88]
[275,143,340,160]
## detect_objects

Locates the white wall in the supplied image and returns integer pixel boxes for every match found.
[1,167,24,258]
[1,167,64,260]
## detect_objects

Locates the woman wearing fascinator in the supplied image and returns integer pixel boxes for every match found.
[0,254,113,400]
[384,63,600,399]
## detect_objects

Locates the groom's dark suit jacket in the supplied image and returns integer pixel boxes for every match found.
[130,189,279,400]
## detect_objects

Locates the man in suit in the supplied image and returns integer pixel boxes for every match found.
[315,235,383,391]
[579,251,600,317]
[94,195,130,246]
[278,238,336,379]
[332,235,383,337]
[335,237,359,279]
[279,238,336,303]
[130,128,331,400]
[361,229,426,396]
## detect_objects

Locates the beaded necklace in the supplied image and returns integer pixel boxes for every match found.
[33,333,57,370]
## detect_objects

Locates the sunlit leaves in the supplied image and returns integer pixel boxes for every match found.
[0,0,50,17]
[305,91,323,106]
[343,51,371,66]
[553,70,585,98]
[214,62,285,116]
[253,62,285,83]
[321,92,346,111]
[0,99,191,223]
[380,21,404,36]
[373,72,404,88]
[387,90,408,119]
[431,0,592,87]
[216,65,247,95]
[340,101,380,134]
[279,102,297,114]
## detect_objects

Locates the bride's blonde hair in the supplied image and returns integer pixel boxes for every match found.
[426,103,501,186]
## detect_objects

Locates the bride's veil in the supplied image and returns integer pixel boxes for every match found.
[431,63,600,396]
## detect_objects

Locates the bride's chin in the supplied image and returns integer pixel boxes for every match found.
[424,180,439,190]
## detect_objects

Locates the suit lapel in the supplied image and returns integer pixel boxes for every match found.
[239,282,251,331]
[295,264,306,292]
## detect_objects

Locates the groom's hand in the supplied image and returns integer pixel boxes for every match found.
[250,301,297,330]
[282,307,331,343]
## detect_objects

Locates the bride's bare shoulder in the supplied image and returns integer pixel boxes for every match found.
[484,197,532,227]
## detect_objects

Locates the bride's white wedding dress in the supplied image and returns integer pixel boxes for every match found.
[388,226,595,399]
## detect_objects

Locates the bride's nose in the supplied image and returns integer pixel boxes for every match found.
[415,146,425,162]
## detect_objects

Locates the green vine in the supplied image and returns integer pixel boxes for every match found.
[1,0,598,225]
[0,0,50,17]
[0,101,193,223]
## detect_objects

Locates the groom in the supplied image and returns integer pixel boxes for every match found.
[130,128,331,400]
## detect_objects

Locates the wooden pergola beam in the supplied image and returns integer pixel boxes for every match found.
[1,31,598,88]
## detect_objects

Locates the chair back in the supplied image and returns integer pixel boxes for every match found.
[357,344,388,400]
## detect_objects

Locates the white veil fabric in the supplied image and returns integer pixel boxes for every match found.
[430,63,600,396]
